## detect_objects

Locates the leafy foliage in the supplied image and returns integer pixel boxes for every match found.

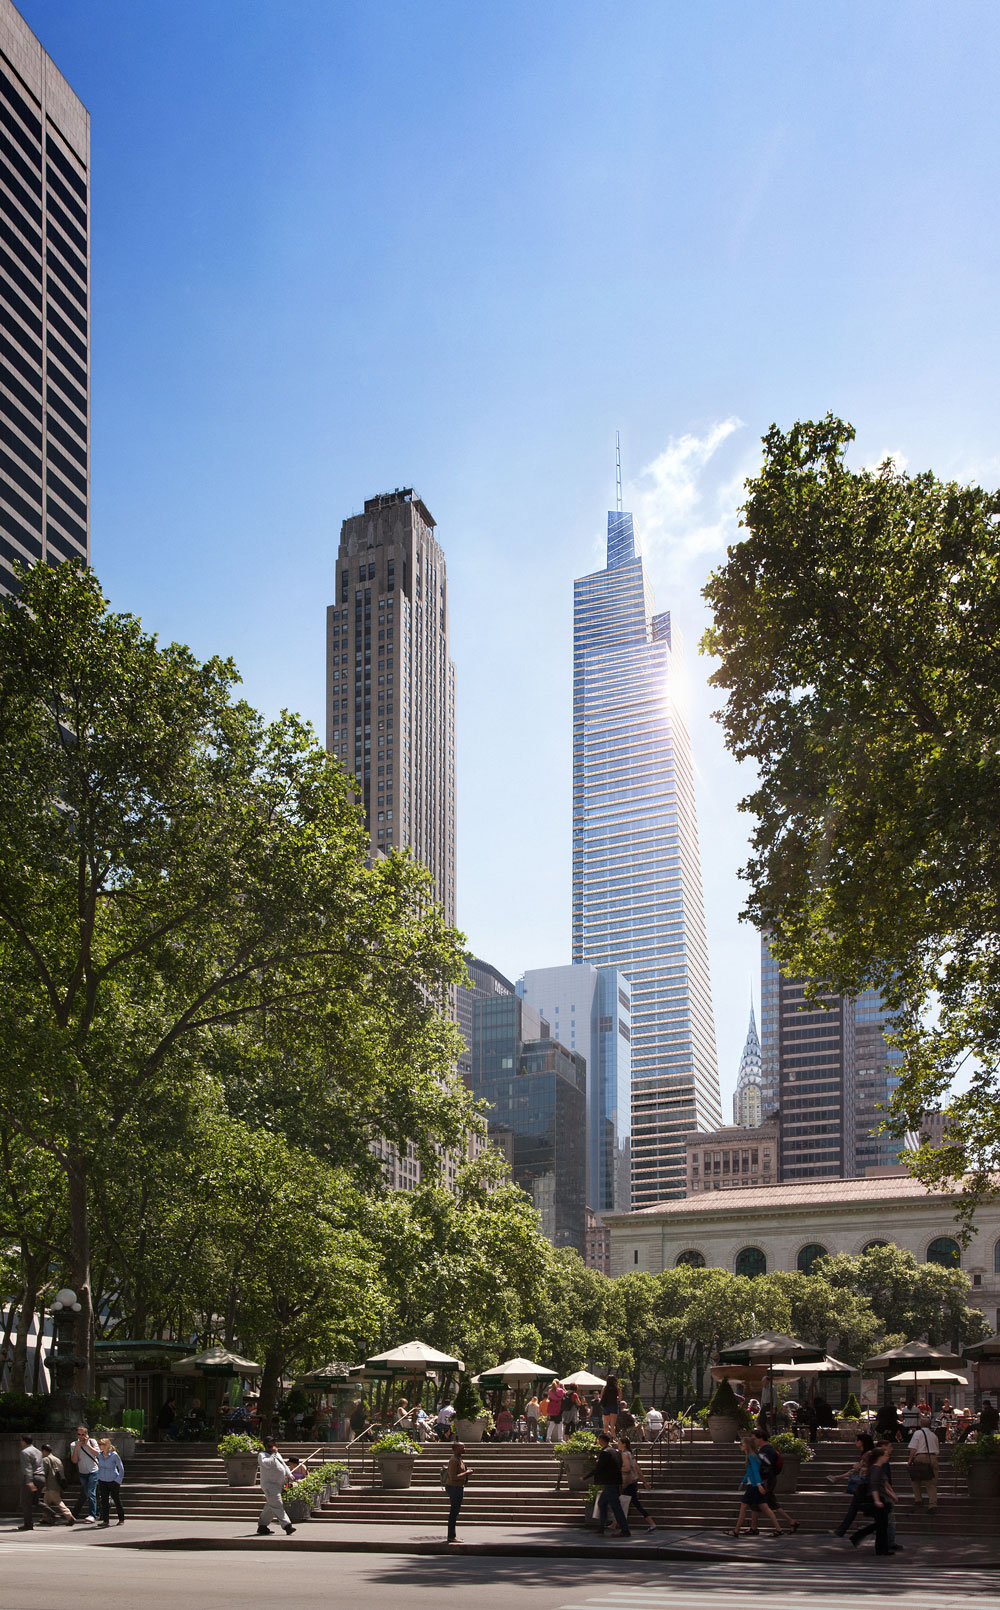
[702,417,1000,1214]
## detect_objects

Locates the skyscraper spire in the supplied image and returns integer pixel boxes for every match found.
[734,997,763,1127]
[615,431,623,514]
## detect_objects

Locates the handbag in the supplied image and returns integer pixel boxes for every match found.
[908,1429,935,1483]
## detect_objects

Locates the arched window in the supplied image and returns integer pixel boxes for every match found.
[797,1243,829,1275]
[676,1249,706,1269]
[927,1237,961,1269]
[862,1240,889,1254]
[735,1246,767,1279]
[994,1240,1000,1275]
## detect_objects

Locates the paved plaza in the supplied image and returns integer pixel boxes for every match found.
[1,1522,998,1609]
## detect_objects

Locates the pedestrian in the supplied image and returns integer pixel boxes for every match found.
[39,1443,75,1526]
[443,1440,471,1543]
[643,1404,664,1443]
[617,1433,655,1531]
[753,1430,799,1532]
[831,1432,874,1536]
[525,1394,540,1441]
[563,1386,580,1435]
[70,1424,100,1523]
[96,1436,125,1527]
[979,1398,999,1435]
[590,1430,631,1539]
[589,1391,603,1432]
[725,1433,785,1537]
[495,1406,514,1441]
[849,1443,896,1555]
[17,1434,44,1531]
[874,1400,900,1443]
[600,1373,623,1436]
[256,1436,296,1536]
[545,1380,565,1443]
[907,1423,939,1510]
[157,1398,178,1440]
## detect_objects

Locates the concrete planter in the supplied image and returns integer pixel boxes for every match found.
[454,1417,488,1443]
[286,1494,311,1522]
[776,1454,803,1493]
[966,1457,1000,1500]
[559,1453,596,1493]
[707,1414,740,1444]
[837,1422,863,1441]
[376,1453,418,1489]
[223,1453,259,1487]
[338,1470,351,1491]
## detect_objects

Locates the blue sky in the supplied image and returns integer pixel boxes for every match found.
[22,0,1000,1107]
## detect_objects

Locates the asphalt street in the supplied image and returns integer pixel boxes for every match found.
[0,1541,995,1610]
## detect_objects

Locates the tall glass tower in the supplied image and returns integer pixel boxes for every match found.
[572,496,722,1205]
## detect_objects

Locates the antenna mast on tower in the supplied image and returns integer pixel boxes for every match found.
[615,431,622,513]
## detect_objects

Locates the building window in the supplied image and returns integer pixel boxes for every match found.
[862,1240,889,1254]
[633,1249,639,1265]
[927,1237,961,1269]
[994,1240,1000,1275]
[735,1246,767,1279]
[796,1243,829,1276]
[675,1249,705,1269]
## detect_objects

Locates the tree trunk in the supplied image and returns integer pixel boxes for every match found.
[9,1266,38,1393]
[0,1299,16,1380]
[257,1348,284,1433]
[31,1301,46,1393]
[67,1157,94,1394]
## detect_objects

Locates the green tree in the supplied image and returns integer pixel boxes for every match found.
[530,1248,617,1375]
[0,562,472,1386]
[702,417,1000,1215]
[815,1245,988,1349]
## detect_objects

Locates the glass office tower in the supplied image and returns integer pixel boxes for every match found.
[573,505,722,1206]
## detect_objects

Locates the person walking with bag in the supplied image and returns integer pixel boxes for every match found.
[832,1433,874,1536]
[40,1443,75,1526]
[907,1424,939,1510]
[617,1433,655,1531]
[849,1443,897,1555]
[590,1431,632,1539]
[96,1437,125,1527]
[444,1440,471,1543]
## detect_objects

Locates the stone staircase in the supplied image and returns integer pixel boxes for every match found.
[97,1437,987,1538]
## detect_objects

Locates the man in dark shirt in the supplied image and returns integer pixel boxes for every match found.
[849,1444,897,1555]
[979,1399,999,1435]
[591,1432,632,1538]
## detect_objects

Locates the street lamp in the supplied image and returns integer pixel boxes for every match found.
[47,1287,86,1431]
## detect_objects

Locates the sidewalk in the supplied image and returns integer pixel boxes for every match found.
[3,1517,1000,1570]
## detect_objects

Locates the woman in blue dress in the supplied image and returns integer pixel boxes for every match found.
[726,1433,786,1536]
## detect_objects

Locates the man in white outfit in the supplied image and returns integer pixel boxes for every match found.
[257,1437,296,1536]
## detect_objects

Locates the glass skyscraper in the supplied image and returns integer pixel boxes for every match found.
[573,503,722,1205]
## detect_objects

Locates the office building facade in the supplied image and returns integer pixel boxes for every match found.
[517,962,632,1215]
[853,987,904,1174]
[0,0,89,596]
[326,489,456,924]
[573,502,721,1207]
[684,1118,779,1197]
[759,933,858,1181]
[465,990,586,1253]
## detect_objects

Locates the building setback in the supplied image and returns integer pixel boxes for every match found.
[326,489,456,925]
[517,962,632,1215]
[573,498,721,1206]
[0,0,89,596]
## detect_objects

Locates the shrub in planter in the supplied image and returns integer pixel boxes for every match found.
[840,1394,862,1421]
[283,1483,312,1522]
[769,1432,814,1493]
[217,1432,264,1488]
[706,1378,742,1442]
[554,1429,599,1492]
[453,1376,488,1441]
[0,1391,49,1432]
[630,1395,644,1418]
[953,1433,1000,1498]
[372,1431,421,1490]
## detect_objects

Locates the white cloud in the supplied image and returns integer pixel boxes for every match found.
[627,417,748,590]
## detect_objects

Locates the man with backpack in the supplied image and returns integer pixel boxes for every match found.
[753,1431,798,1532]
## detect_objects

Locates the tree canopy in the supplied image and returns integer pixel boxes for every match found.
[701,417,1000,1211]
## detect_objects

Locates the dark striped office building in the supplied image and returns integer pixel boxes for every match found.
[0,0,88,597]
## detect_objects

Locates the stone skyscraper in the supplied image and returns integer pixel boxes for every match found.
[573,492,721,1206]
[0,0,89,597]
[326,489,456,925]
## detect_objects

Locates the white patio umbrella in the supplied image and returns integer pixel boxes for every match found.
[771,1354,856,1378]
[365,1340,464,1374]
[559,1369,607,1389]
[173,1345,262,1375]
[887,1369,968,1385]
[477,1356,557,1388]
